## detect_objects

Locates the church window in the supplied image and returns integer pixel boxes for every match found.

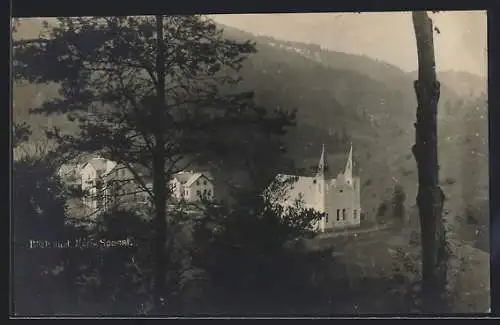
[336,209,340,221]
[342,208,346,220]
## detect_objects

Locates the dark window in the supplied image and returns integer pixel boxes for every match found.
[339,189,343,193]
[197,190,201,196]
[204,180,207,185]
[342,208,346,220]
[196,180,200,186]
[326,213,329,222]
[336,209,340,221]
[354,209,358,219]
[313,179,317,184]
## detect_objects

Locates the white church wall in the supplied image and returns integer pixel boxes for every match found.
[324,180,361,230]
[268,144,361,232]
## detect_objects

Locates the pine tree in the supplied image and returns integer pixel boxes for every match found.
[13,16,294,313]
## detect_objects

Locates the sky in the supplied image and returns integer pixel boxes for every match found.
[14,11,487,77]
[213,11,488,77]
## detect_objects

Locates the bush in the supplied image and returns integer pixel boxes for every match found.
[190,196,324,313]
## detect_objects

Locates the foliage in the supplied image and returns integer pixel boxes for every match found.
[13,21,488,220]
[14,16,260,177]
[12,122,32,148]
[12,128,82,315]
[13,16,296,313]
[376,200,388,218]
[190,191,324,312]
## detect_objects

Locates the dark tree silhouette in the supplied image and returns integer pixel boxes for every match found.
[12,125,84,315]
[411,11,447,312]
[13,16,294,313]
[12,122,32,148]
[191,191,324,314]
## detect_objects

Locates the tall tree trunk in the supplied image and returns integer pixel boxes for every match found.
[411,11,448,312]
[153,15,168,314]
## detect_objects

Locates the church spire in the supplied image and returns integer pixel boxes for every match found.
[317,143,328,177]
[344,142,353,182]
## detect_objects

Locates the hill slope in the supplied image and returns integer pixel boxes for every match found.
[219,25,488,223]
[409,70,487,99]
[12,23,488,232]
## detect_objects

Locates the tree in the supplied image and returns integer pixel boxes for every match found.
[13,16,294,313]
[411,11,447,312]
[12,124,83,315]
[191,192,324,313]
[12,122,32,148]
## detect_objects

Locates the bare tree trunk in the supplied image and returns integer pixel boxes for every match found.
[411,11,447,312]
[153,15,168,314]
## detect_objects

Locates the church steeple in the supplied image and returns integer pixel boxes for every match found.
[344,142,353,183]
[317,143,328,177]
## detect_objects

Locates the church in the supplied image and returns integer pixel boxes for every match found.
[270,144,361,232]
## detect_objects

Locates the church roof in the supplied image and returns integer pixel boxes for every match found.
[173,171,213,187]
[297,154,347,179]
[274,174,319,205]
[85,158,110,173]
[174,172,195,184]
[298,144,358,179]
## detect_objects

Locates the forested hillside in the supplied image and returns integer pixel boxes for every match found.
[12,23,488,232]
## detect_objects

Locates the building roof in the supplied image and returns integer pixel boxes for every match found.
[58,163,77,175]
[297,145,358,179]
[185,172,213,187]
[270,145,358,204]
[83,157,116,176]
[58,163,81,181]
[173,172,194,184]
[173,171,213,187]
[275,174,319,205]
[85,158,107,172]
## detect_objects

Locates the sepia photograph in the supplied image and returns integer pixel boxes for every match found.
[11,11,489,316]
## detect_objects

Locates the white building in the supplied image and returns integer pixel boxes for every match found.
[80,157,117,211]
[270,144,361,232]
[79,156,215,215]
[170,171,215,202]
